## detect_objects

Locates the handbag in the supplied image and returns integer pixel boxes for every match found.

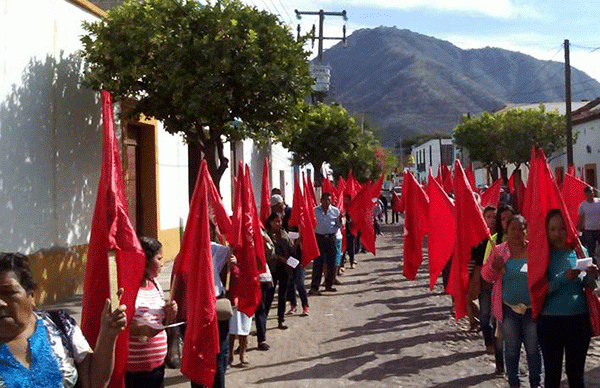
[165,325,183,369]
[216,296,233,321]
[585,287,600,337]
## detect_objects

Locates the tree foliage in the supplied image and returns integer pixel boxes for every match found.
[281,103,361,184]
[329,129,387,182]
[80,0,313,188]
[453,105,569,170]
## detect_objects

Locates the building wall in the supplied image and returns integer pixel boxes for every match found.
[549,119,600,187]
[0,0,105,304]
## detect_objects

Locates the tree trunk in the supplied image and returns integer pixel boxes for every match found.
[188,128,229,200]
[311,160,324,188]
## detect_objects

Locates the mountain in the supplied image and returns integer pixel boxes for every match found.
[318,27,600,147]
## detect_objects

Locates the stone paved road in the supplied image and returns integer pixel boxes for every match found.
[42,222,600,387]
[163,223,600,387]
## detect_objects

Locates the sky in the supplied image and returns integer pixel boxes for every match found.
[240,0,600,83]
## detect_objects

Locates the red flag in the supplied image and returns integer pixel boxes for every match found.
[81,91,146,388]
[449,160,491,319]
[306,173,318,208]
[229,165,263,317]
[508,170,526,214]
[466,162,476,191]
[174,161,219,386]
[526,148,580,320]
[480,178,502,207]
[202,162,233,243]
[436,165,443,185]
[260,157,270,225]
[426,169,455,290]
[562,172,588,228]
[347,176,383,255]
[392,190,402,213]
[442,163,454,194]
[345,170,360,198]
[289,174,303,228]
[402,172,429,279]
[322,176,337,204]
[299,179,320,266]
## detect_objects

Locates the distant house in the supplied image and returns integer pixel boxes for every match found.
[1,0,308,305]
[409,138,457,183]
[548,97,600,188]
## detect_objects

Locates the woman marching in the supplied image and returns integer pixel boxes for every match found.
[537,209,599,388]
[482,215,542,388]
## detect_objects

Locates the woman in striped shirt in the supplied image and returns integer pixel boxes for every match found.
[125,237,177,388]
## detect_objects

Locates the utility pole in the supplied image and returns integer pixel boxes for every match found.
[295,9,347,103]
[565,39,573,166]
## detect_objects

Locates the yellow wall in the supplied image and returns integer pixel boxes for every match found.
[29,245,87,306]
[158,227,182,263]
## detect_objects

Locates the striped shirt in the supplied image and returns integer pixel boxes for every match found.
[126,280,167,372]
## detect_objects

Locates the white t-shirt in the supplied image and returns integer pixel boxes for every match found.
[579,199,600,230]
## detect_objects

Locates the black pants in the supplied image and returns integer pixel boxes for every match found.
[255,282,273,343]
[311,233,336,289]
[537,313,591,388]
[264,262,289,323]
[125,364,165,388]
[344,232,356,266]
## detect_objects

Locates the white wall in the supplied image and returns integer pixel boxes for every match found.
[157,127,189,231]
[0,0,102,252]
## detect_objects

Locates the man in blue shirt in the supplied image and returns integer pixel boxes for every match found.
[310,192,341,295]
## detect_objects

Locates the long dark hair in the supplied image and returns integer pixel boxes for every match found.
[496,204,515,243]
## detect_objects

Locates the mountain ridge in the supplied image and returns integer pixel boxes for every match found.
[318,27,600,147]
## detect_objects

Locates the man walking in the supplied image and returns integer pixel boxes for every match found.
[310,192,341,295]
[579,186,600,263]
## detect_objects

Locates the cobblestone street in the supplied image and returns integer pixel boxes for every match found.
[161,222,600,387]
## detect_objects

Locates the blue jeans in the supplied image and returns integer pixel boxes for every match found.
[502,305,542,387]
[287,265,309,308]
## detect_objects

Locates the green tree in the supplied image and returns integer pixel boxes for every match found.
[80,0,313,189]
[453,105,569,177]
[281,103,362,185]
[329,129,387,182]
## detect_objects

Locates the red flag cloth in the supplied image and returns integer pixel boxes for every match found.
[442,164,454,194]
[508,170,526,214]
[562,172,588,228]
[307,173,318,208]
[203,162,232,243]
[347,177,383,255]
[402,172,429,279]
[436,165,443,185]
[345,170,360,198]
[299,179,321,266]
[480,178,502,207]
[173,161,219,386]
[288,174,303,228]
[229,165,263,317]
[449,160,491,319]
[426,170,455,290]
[81,91,146,388]
[322,176,337,205]
[392,190,402,213]
[466,163,476,191]
[260,157,270,225]
[526,148,580,320]
[303,172,317,226]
